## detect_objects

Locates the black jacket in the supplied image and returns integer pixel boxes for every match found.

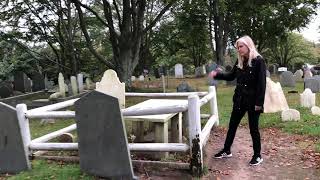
[215,56,266,112]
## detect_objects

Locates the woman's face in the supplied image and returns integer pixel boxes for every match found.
[237,42,249,58]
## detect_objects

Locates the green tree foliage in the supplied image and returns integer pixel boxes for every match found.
[264,32,318,66]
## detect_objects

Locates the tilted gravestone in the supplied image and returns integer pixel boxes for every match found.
[75,91,136,179]
[0,103,30,173]
[280,71,295,87]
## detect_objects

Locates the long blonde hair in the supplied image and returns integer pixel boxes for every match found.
[235,35,261,69]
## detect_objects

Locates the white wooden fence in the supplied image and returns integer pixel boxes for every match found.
[15,86,219,174]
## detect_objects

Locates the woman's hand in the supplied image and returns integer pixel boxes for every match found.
[208,70,218,78]
[255,105,262,111]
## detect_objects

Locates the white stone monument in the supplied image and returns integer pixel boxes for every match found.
[263,77,289,113]
[70,76,78,96]
[281,109,300,121]
[131,76,136,82]
[96,69,125,108]
[311,106,320,116]
[58,73,66,97]
[300,88,315,108]
[77,73,84,93]
[139,75,144,81]
[174,64,183,78]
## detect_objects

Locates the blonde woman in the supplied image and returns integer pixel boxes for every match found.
[209,35,266,166]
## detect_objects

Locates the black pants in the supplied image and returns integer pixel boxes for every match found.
[223,108,261,156]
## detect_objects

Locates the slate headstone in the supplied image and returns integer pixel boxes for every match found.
[14,72,30,93]
[304,77,320,93]
[75,91,136,179]
[0,102,30,173]
[30,72,45,91]
[0,81,14,98]
[177,81,194,92]
[280,71,295,87]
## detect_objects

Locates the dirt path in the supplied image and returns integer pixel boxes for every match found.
[136,126,320,180]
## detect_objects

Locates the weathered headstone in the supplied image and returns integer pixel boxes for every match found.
[280,71,295,87]
[30,72,45,91]
[71,76,78,96]
[174,64,183,78]
[177,81,194,92]
[85,77,94,90]
[195,66,206,77]
[138,75,144,81]
[281,109,300,121]
[0,81,14,98]
[77,73,84,93]
[300,88,315,108]
[311,106,320,116]
[263,77,289,113]
[96,69,125,108]
[14,72,31,93]
[58,73,66,97]
[0,102,30,173]
[294,69,303,82]
[304,77,320,93]
[131,76,136,82]
[75,91,136,179]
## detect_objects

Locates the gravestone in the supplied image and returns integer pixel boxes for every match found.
[0,81,14,98]
[75,91,136,179]
[77,73,84,93]
[96,69,125,108]
[71,76,78,96]
[311,106,320,116]
[300,88,316,108]
[280,71,295,87]
[263,77,289,113]
[0,102,30,173]
[131,76,136,82]
[195,66,206,77]
[14,72,31,93]
[58,73,66,97]
[138,75,144,81]
[85,77,94,90]
[304,77,320,93]
[294,69,303,82]
[30,72,45,91]
[174,64,183,78]
[281,109,300,121]
[177,81,194,92]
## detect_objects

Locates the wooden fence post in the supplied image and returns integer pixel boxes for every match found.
[187,94,203,176]
[209,86,219,126]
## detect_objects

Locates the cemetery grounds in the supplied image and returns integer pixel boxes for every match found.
[1,75,319,180]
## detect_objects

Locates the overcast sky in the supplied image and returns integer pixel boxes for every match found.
[299,8,320,43]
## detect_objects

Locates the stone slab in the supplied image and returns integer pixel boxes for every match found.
[0,102,30,173]
[75,91,135,179]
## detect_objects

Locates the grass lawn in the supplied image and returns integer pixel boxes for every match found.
[3,75,320,179]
